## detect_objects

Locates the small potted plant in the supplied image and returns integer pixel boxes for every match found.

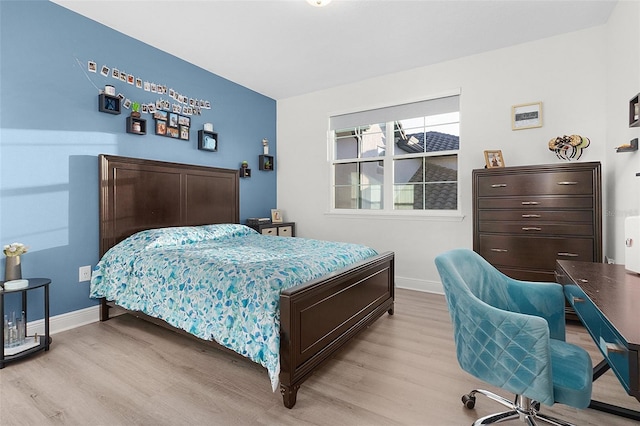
[241,160,249,168]
[131,102,141,118]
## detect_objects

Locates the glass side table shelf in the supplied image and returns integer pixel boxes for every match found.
[1,278,51,368]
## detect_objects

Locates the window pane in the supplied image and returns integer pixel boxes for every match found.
[425,155,457,183]
[335,131,358,160]
[360,124,386,158]
[359,184,383,210]
[424,156,457,209]
[394,183,424,210]
[394,113,459,155]
[360,160,384,186]
[394,157,423,184]
[335,186,357,209]
[425,182,457,210]
[334,162,357,186]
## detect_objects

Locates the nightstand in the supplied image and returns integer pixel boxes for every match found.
[248,222,295,237]
[1,278,51,368]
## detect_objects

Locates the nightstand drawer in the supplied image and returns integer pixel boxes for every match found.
[278,226,293,237]
[261,228,277,236]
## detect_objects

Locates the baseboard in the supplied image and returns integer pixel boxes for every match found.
[395,276,444,295]
[27,305,100,336]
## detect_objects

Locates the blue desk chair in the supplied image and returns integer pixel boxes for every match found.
[434,249,592,425]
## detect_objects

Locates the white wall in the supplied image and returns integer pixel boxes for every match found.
[604,1,640,264]
[277,19,628,293]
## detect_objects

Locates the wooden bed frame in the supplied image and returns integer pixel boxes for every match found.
[97,154,395,408]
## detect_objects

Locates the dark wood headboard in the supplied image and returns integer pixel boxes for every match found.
[99,155,239,256]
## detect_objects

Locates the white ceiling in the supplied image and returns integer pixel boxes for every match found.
[51,0,617,100]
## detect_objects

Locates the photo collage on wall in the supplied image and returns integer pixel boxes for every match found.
[87,59,212,142]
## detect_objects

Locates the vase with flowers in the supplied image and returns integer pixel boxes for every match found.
[3,242,28,282]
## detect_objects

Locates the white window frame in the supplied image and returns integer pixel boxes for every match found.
[328,90,462,219]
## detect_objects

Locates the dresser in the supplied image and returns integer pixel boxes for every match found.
[472,162,602,283]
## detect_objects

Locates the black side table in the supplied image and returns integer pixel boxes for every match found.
[1,278,51,368]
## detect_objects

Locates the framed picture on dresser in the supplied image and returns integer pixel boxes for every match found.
[484,150,505,168]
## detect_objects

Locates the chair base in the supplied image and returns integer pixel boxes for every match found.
[463,389,576,426]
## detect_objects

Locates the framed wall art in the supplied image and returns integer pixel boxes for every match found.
[512,102,542,130]
[484,150,505,168]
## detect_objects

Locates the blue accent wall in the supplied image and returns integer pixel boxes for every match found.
[0,1,277,318]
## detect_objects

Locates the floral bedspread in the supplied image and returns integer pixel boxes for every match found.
[90,224,378,390]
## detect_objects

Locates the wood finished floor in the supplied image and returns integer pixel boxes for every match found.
[1,289,638,426]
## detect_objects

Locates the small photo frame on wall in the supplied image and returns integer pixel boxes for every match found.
[512,102,542,130]
[484,150,505,168]
[180,125,190,141]
[155,120,167,136]
[271,209,283,223]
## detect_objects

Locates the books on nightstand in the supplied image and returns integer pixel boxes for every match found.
[246,217,271,225]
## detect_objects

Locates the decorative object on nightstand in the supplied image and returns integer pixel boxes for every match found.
[98,93,121,114]
[271,209,283,223]
[3,242,28,282]
[240,161,251,178]
[1,278,51,368]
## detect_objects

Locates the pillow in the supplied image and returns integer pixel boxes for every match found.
[142,224,257,249]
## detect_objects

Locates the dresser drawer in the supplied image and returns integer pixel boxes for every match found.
[479,222,594,236]
[476,170,595,197]
[477,209,593,223]
[478,235,594,269]
[477,196,594,210]
[564,284,631,393]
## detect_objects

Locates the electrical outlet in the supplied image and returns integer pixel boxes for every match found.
[79,265,92,282]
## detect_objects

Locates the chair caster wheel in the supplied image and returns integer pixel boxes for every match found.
[462,394,476,409]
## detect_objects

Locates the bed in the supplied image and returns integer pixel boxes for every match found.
[94,154,395,408]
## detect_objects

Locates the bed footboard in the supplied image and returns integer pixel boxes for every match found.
[279,251,395,408]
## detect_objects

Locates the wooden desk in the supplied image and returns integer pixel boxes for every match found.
[556,260,640,420]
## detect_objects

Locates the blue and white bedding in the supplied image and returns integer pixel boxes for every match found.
[90,224,378,390]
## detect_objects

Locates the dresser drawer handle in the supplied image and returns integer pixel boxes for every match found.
[521,227,542,231]
[522,214,541,218]
[605,342,626,354]
[572,296,585,304]
[557,181,578,185]
[557,252,579,257]
[521,201,539,205]
[490,184,507,188]
[490,248,508,253]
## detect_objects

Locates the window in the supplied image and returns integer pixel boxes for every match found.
[331,94,460,213]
